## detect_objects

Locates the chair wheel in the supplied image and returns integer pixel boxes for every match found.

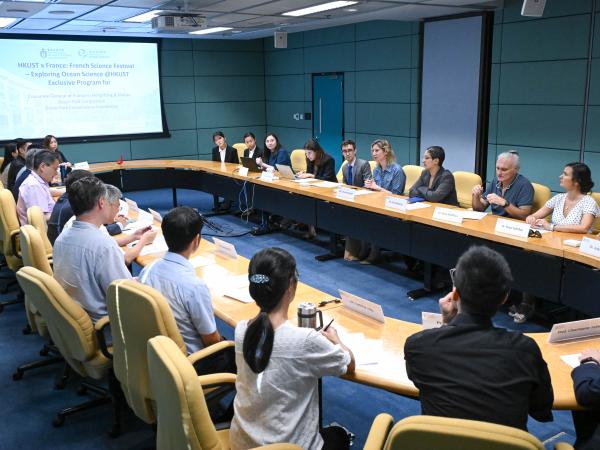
[12,370,24,381]
[52,415,65,428]
[23,325,32,335]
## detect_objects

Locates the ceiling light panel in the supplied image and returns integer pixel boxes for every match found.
[78,6,147,21]
[0,17,19,27]
[30,4,97,19]
[111,0,166,7]
[0,2,47,17]
[283,1,359,17]
[12,18,67,29]
[243,0,320,15]
[189,26,231,35]
[123,10,163,22]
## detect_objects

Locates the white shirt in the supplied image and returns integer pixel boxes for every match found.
[219,148,226,163]
[230,321,350,450]
[545,193,599,231]
[247,147,255,159]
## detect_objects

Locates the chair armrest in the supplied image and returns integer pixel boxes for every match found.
[252,445,303,450]
[554,443,574,450]
[187,340,235,366]
[94,316,112,359]
[363,413,394,450]
[10,229,21,258]
[197,372,236,389]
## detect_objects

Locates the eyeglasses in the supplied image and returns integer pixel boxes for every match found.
[528,229,542,238]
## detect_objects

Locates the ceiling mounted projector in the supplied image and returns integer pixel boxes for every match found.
[151,14,206,32]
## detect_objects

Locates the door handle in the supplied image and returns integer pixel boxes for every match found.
[318,97,322,134]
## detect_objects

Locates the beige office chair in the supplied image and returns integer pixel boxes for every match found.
[362,415,573,450]
[0,188,23,312]
[369,160,377,172]
[454,171,482,209]
[591,192,600,233]
[290,149,307,172]
[15,266,120,433]
[402,165,424,196]
[106,279,235,425]
[26,206,53,259]
[233,143,246,161]
[148,335,301,450]
[336,160,347,183]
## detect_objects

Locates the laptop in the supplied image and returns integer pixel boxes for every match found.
[275,164,297,180]
[240,156,262,172]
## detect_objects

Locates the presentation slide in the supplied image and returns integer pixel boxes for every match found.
[0,38,165,141]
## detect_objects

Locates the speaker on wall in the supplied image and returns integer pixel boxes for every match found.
[521,0,546,17]
[274,31,287,49]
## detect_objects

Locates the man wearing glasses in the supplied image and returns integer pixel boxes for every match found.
[404,246,553,431]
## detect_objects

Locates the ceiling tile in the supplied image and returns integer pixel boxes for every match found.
[58,0,113,5]
[0,1,47,17]
[207,12,259,25]
[201,0,273,13]
[77,5,147,21]
[110,0,165,7]
[29,4,97,19]
[12,17,67,28]
[242,0,321,15]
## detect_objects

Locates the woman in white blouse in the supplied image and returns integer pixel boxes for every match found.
[526,162,598,233]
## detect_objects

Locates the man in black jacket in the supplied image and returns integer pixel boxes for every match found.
[572,349,600,449]
[211,130,239,211]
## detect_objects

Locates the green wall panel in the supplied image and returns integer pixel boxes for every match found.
[490,63,500,104]
[264,33,304,51]
[410,103,419,138]
[488,104,498,144]
[344,72,355,102]
[303,25,355,47]
[193,51,264,76]
[266,101,310,128]
[355,103,411,136]
[265,75,304,101]
[355,36,412,70]
[264,49,304,75]
[492,25,502,64]
[131,129,197,159]
[160,39,192,51]
[594,13,600,58]
[355,21,414,41]
[162,77,195,103]
[303,43,355,73]
[165,103,196,130]
[192,39,262,52]
[266,127,311,151]
[161,51,194,76]
[587,59,600,104]
[496,105,583,150]
[61,140,132,164]
[584,151,600,179]
[355,69,411,103]
[344,102,355,133]
[502,0,592,23]
[194,76,264,102]
[195,101,265,129]
[585,106,600,152]
[354,133,411,165]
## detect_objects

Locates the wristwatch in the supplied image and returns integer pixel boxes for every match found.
[580,357,600,365]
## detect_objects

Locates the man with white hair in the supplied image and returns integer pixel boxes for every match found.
[471,151,534,220]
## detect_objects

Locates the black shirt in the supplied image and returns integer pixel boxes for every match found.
[306,153,337,182]
[7,156,25,191]
[404,312,553,430]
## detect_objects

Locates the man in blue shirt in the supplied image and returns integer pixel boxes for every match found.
[471,151,534,219]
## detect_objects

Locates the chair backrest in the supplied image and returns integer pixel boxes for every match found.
[383,415,544,450]
[369,160,377,172]
[0,188,22,270]
[453,171,482,209]
[531,182,552,214]
[402,165,424,195]
[591,192,600,233]
[290,149,307,172]
[148,335,223,450]
[106,279,187,424]
[336,160,347,183]
[26,206,53,257]
[16,266,106,378]
[20,225,52,275]
[232,143,246,161]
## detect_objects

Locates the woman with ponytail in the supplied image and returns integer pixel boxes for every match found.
[230,247,355,450]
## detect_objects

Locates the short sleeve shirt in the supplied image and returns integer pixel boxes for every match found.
[16,171,55,225]
[373,163,406,195]
[545,194,599,229]
[139,252,216,354]
[230,321,350,450]
[484,174,534,217]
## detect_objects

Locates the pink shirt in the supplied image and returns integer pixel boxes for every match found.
[17,172,55,225]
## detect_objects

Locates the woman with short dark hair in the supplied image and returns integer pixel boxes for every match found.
[409,145,458,206]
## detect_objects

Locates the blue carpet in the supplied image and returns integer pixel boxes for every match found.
[0,188,576,449]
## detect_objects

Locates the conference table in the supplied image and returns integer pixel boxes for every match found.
[96,158,600,411]
[91,159,600,317]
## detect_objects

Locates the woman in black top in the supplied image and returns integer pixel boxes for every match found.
[1,143,17,187]
[43,135,69,165]
[409,145,458,206]
[296,138,337,182]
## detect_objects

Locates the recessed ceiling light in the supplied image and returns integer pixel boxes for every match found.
[345,8,358,12]
[283,1,358,17]
[189,26,232,35]
[0,17,19,27]
[48,10,76,15]
[124,10,163,23]
[231,30,242,33]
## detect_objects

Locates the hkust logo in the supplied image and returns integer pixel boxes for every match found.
[40,48,47,58]
[78,49,86,57]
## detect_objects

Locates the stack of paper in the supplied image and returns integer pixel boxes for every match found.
[221,274,254,304]
[405,202,431,211]
[138,235,168,256]
[339,332,383,366]
[189,255,215,268]
[122,220,154,235]
[312,181,340,188]
[560,353,582,368]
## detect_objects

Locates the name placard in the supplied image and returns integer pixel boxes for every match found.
[148,208,162,223]
[238,166,249,177]
[260,171,274,182]
[432,207,463,224]
[72,161,90,170]
[580,237,600,259]
[336,187,356,201]
[125,198,139,213]
[212,237,238,259]
[422,312,443,330]
[495,218,530,238]
[385,196,407,212]
[549,317,600,343]
[339,289,385,323]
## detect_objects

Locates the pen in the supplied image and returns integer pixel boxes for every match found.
[323,318,334,331]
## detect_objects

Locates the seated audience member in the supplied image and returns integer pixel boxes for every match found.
[13,146,42,201]
[472,151,533,219]
[526,162,598,233]
[571,348,600,450]
[243,132,261,159]
[296,138,337,182]
[43,134,69,164]
[1,142,17,187]
[230,247,355,450]
[7,139,30,192]
[404,246,553,431]
[256,132,291,170]
[139,207,234,372]
[17,150,60,225]
[340,140,372,261]
[361,139,406,263]
[409,145,458,206]
[53,177,132,323]
[211,130,239,211]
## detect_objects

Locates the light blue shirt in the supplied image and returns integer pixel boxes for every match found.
[139,252,216,354]
[53,220,132,323]
[373,162,406,195]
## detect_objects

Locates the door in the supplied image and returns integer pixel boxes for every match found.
[313,74,344,169]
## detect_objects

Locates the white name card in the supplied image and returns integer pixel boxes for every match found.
[212,237,238,259]
[495,218,530,238]
[432,207,463,224]
[422,312,443,330]
[385,196,407,212]
[549,317,600,343]
[72,161,90,170]
[125,198,139,213]
[336,187,356,201]
[339,289,385,323]
[260,171,274,182]
[238,166,249,177]
[148,208,162,223]
[580,237,600,259]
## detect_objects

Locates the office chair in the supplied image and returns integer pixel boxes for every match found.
[453,171,483,209]
[402,165,424,196]
[290,149,307,173]
[0,188,23,311]
[26,205,53,260]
